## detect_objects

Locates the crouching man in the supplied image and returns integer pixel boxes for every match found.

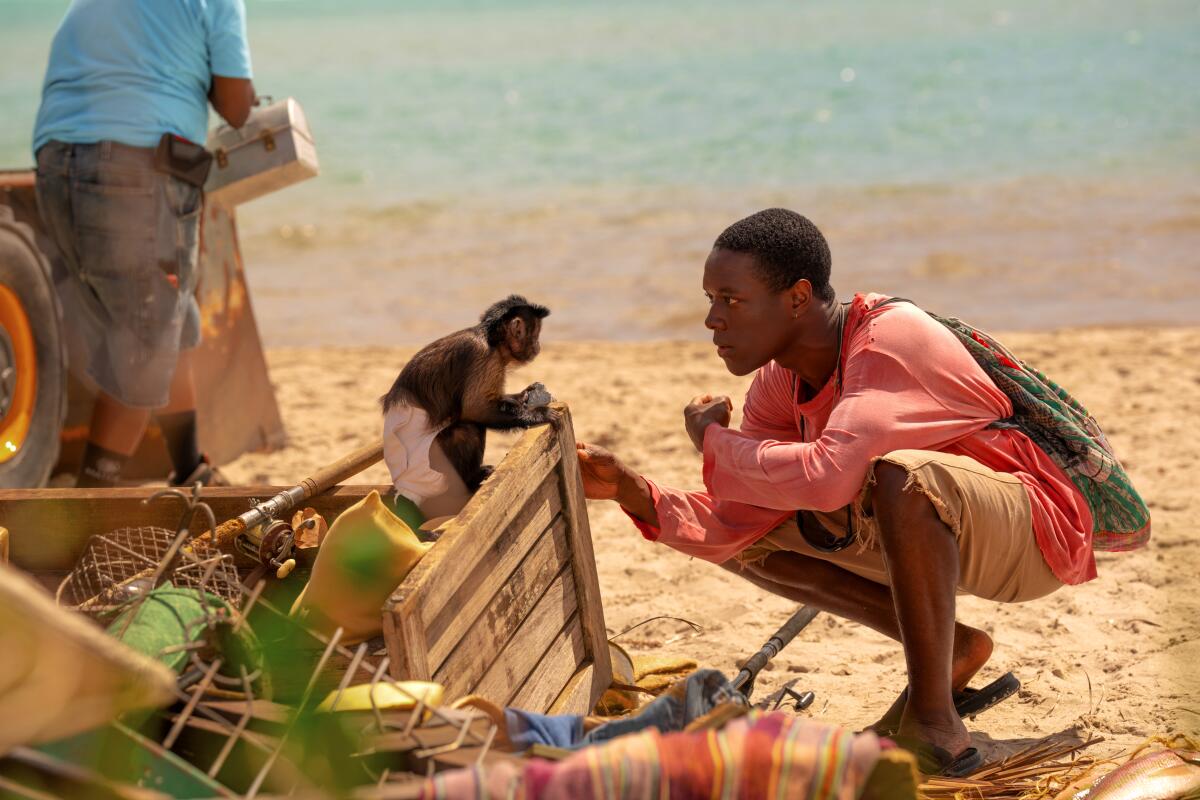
[576,208,1148,777]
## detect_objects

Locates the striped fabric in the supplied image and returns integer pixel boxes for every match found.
[421,713,881,800]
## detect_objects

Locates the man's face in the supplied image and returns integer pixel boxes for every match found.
[703,248,796,376]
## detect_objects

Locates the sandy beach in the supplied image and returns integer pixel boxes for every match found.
[5,0,1197,792]
[221,326,1199,761]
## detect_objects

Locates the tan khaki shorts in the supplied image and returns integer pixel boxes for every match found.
[735,449,1063,603]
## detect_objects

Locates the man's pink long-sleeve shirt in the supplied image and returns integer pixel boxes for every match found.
[630,293,1096,586]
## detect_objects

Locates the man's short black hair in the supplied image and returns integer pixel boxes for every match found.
[713,208,835,301]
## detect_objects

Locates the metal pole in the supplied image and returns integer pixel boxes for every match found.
[731,605,819,698]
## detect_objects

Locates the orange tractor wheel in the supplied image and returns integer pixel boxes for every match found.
[0,205,66,487]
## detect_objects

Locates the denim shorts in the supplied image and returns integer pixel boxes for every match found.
[35,140,202,409]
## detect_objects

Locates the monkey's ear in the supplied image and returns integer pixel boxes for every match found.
[507,315,528,342]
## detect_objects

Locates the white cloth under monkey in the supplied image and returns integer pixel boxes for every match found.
[382,404,448,506]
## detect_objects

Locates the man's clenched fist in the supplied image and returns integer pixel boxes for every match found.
[684,394,733,452]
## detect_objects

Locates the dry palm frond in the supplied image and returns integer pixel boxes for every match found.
[919,735,1105,800]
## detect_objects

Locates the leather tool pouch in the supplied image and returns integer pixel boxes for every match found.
[154,133,214,188]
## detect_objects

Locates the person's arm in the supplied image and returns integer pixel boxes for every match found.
[702,313,1012,513]
[209,76,255,128]
[576,442,789,564]
[207,0,255,127]
[575,363,802,564]
[576,442,658,526]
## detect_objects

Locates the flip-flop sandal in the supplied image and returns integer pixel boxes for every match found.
[954,671,1020,719]
[891,735,985,778]
[870,672,1021,737]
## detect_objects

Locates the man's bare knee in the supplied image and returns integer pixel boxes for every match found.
[871,460,939,527]
[871,460,912,504]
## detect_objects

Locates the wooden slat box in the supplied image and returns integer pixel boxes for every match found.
[384,405,612,715]
[0,404,612,716]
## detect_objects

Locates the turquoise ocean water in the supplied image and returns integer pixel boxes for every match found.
[2,1,1198,342]
[5,0,1197,191]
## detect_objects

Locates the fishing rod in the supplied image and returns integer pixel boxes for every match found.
[194,441,384,578]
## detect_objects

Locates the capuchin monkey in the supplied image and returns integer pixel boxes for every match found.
[381,296,557,499]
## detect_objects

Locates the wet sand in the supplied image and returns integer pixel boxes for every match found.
[236,177,1200,347]
[223,327,1199,760]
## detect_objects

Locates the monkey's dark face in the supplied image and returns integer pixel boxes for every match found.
[703,248,800,376]
[504,315,542,364]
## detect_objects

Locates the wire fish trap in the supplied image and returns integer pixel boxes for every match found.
[57,524,242,615]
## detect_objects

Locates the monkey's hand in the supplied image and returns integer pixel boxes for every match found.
[519,382,553,409]
[475,394,561,430]
[508,398,561,428]
[538,404,564,429]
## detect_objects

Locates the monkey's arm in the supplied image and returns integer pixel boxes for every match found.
[463,383,559,430]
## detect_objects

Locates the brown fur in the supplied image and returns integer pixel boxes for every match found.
[381,296,553,491]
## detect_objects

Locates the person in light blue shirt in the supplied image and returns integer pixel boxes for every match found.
[34,0,254,152]
[33,0,257,488]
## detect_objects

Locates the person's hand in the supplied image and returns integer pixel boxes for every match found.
[576,442,626,500]
[684,394,732,452]
[576,442,660,526]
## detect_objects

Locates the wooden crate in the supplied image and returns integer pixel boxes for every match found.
[0,404,612,715]
[0,484,388,592]
[384,405,612,715]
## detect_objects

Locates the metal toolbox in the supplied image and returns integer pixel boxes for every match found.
[204,97,318,205]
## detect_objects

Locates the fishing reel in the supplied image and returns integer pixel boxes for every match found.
[235,517,297,580]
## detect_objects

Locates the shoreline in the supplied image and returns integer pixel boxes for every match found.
[233,175,1200,347]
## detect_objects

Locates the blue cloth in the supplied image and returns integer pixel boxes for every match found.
[501,669,734,752]
[504,708,584,751]
[33,0,252,154]
[581,669,731,746]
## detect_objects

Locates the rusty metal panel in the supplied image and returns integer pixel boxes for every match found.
[0,173,286,480]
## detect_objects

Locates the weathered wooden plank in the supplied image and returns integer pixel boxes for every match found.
[386,423,559,621]
[553,407,613,704]
[362,717,525,776]
[548,663,596,716]
[423,482,561,664]
[432,518,570,699]
[0,485,390,572]
[380,405,608,716]
[384,604,433,682]
[508,615,588,713]
[473,568,578,707]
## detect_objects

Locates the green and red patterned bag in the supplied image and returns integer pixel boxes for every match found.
[883,298,1151,551]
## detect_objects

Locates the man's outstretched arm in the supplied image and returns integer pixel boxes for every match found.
[576,442,658,527]
[575,442,787,563]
